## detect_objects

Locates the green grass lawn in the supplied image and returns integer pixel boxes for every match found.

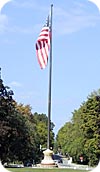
[7,168,88,172]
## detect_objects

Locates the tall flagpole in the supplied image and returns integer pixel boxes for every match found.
[47,4,53,149]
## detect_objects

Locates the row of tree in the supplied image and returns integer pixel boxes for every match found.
[55,90,100,166]
[0,78,55,164]
[0,77,100,166]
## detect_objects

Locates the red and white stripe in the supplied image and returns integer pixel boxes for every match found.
[36,26,50,69]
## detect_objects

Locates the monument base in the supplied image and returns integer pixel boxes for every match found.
[41,149,57,168]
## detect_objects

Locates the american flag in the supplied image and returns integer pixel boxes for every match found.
[36,16,50,69]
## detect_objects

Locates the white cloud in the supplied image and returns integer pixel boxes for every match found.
[0,14,8,33]
[54,2,100,35]
[0,1,100,35]
[12,0,47,11]
[18,91,36,99]
[12,0,37,8]
[10,81,22,87]
[54,14,99,35]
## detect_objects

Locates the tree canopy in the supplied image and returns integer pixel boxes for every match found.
[55,90,100,166]
[0,79,55,164]
[1,76,100,166]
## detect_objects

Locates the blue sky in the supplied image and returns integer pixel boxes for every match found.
[0,0,100,135]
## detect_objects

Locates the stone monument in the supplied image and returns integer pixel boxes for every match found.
[41,149,56,167]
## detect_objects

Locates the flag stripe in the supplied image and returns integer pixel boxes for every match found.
[36,23,50,69]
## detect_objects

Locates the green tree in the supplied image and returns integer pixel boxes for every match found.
[33,113,55,149]
[56,90,100,166]
[0,79,37,163]
[81,92,100,166]
[0,78,55,164]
